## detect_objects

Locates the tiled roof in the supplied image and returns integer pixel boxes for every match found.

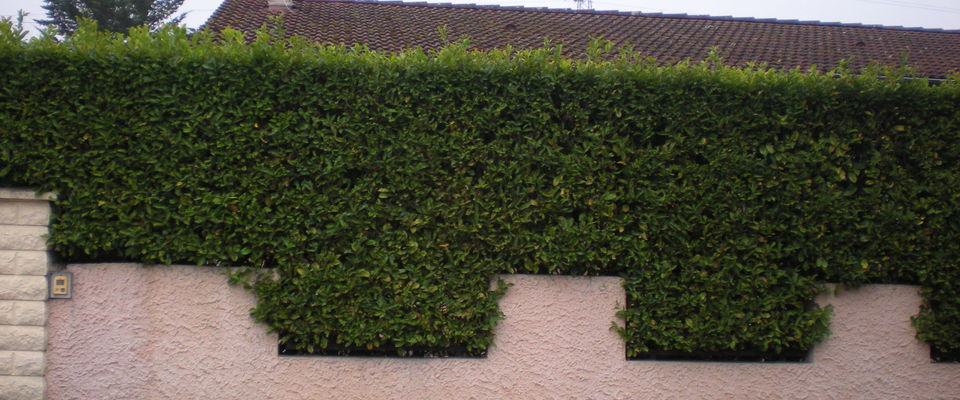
[204,0,960,78]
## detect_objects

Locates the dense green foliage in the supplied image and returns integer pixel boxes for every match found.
[1,22,958,357]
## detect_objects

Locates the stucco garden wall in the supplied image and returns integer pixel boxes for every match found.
[45,263,960,399]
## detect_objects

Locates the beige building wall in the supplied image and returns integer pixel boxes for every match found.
[44,264,960,400]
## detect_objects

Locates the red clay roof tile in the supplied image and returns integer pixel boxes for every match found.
[204,0,960,78]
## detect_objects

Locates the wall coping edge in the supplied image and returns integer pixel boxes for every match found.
[0,189,56,201]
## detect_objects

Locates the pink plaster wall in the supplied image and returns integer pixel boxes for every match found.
[46,264,960,399]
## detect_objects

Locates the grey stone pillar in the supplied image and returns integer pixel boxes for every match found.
[0,189,55,400]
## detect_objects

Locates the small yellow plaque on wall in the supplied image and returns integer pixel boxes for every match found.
[50,272,72,299]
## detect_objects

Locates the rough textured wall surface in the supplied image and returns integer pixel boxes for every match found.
[46,264,960,400]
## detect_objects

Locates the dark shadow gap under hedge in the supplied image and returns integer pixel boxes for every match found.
[931,347,960,363]
[629,349,809,363]
[278,333,485,358]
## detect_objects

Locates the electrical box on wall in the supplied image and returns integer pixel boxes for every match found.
[49,272,72,299]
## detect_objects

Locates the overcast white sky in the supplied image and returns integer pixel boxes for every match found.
[3,0,960,36]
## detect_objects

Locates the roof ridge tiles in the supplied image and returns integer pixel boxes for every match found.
[301,0,960,33]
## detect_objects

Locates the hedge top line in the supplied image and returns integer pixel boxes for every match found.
[3,19,957,90]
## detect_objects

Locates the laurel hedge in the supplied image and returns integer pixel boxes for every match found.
[1,21,958,358]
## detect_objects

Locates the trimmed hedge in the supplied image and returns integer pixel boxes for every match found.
[1,21,958,357]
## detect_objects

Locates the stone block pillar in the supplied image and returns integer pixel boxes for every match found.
[0,189,55,400]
